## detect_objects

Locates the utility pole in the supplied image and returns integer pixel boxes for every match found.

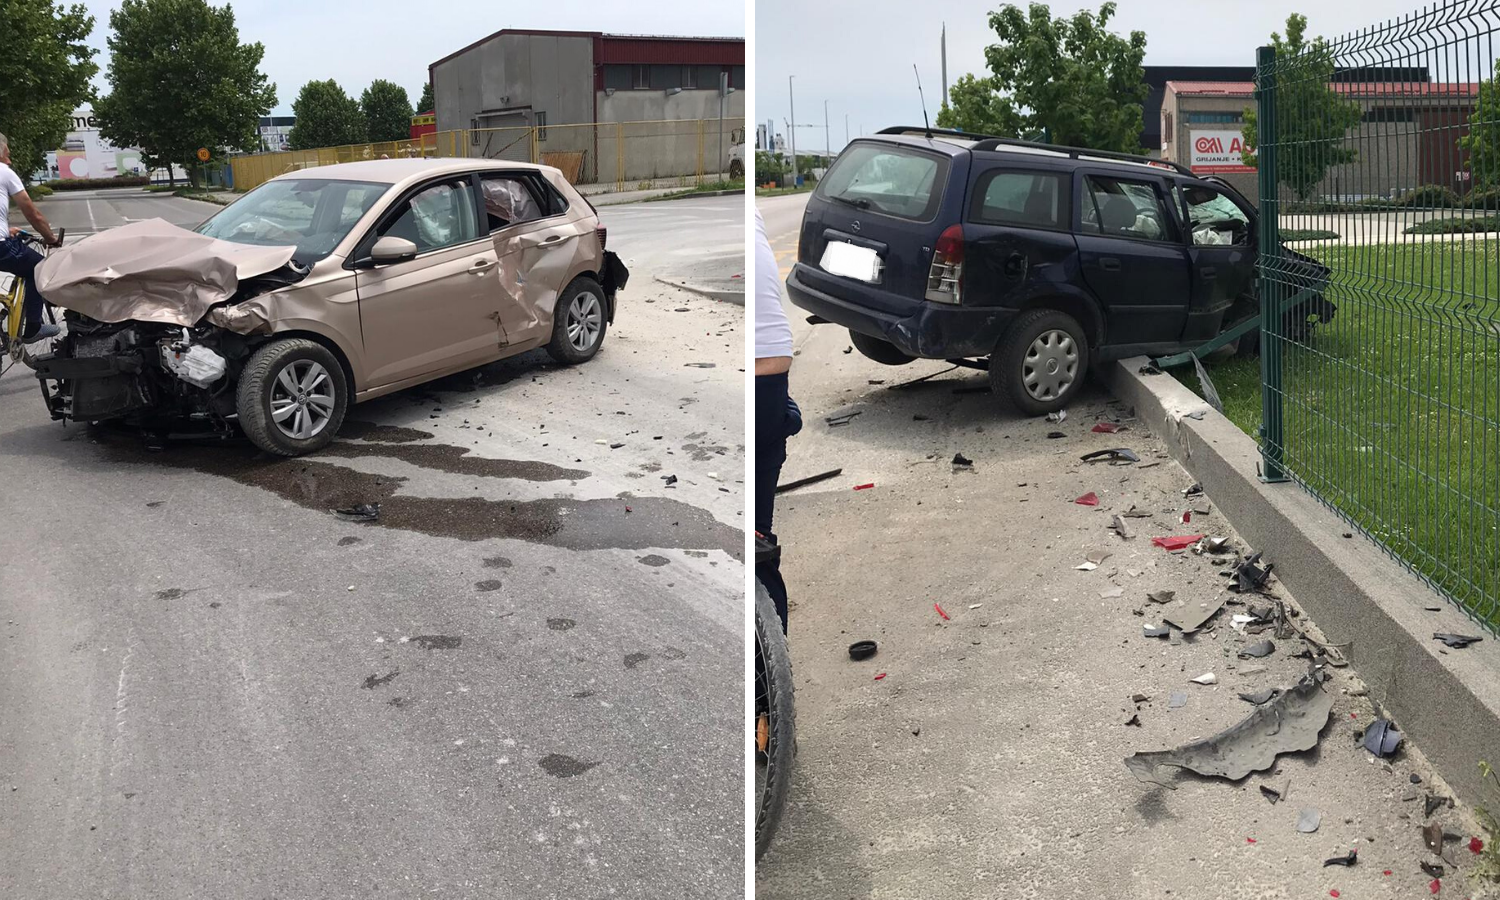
[941,22,948,107]
[845,113,849,146]
[824,100,830,165]
[788,75,799,186]
[718,71,727,180]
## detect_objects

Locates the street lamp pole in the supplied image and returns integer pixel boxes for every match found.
[845,113,849,147]
[824,100,830,163]
[788,75,798,186]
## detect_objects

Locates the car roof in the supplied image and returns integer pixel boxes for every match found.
[859,128,1192,179]
[267,157,552,185]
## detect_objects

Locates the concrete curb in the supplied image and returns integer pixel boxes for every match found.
[1103,356,1500,808]
[640,189,743,202]
[651,274,745,306]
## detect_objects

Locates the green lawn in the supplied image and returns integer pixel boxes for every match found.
[1186,241,1500,631]
[645,179,745,201]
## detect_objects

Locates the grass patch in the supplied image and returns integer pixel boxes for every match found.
[1477,762,1500,884]
[755,183,815,198]
[26,184,53,199]
[1405,215,1500,235]
[645,179,744,202]
[1281,229,1340,241]
[173,188,233,205]
[1186,241,1500,631]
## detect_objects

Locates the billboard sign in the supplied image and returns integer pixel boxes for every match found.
[1189,129,1255,174]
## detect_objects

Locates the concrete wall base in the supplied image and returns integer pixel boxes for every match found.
[1104,356,1500,808]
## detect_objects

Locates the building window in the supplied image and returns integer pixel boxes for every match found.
[535,111,546,141]
[602,64,632,91]
[1185,112,1243,125]
[1163,112,1174,144]
[730,65,745,90]
[1363,107,1415,123]
[632,64,649,89]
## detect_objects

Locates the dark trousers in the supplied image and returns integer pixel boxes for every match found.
[755,371,793,631]
[0,237,45,335]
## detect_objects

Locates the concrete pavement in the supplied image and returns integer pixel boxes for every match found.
[1,192,746,899]
[754,193,1490,899]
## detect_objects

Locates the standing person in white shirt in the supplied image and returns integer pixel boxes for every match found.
[0,132,63,343]
[754,207,799,632]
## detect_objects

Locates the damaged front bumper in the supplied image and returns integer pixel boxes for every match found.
[786,263,1015,359]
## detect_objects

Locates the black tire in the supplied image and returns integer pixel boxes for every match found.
[754,578,795,862]
[544,276,608,365]
[990,308,1090,416]
[236,338,348,456]
[729,159,745,180]
[849,328,917,366]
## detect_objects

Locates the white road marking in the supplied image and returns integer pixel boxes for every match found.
[85,199,98,233]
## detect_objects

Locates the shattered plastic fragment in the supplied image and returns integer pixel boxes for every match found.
[1092,422,1123,433]
[1047,431,1066,439]
[1323,849,1357,867]
[1046,410,1068,424]
[1297,808,1322,833]
[1233,552,1275,593]
[1168,691,1187,708]
[1428,878,1440,894]
[1362,719,1404,758]
[1420,861,1445,879]
[335,503,381,522]
[1075,492,1100,506]
[1191,672,1218,685]
[1109,515,1132,539]
[951,453,974,467]
[934,603,950,621]
[1239,639,1276,659]
[1162,598,1224,635]
[1433,633,1483,649]
[1100,586,1125,599]
[1124,674,1334,788]
[1081,447,1139,464]
[1423,822,1445,853]
[1144,624,1171,638]
[1183,483,1203,496]
[1122,506,1153,518]
[1239,688,1279,706]
[1470,836,1484,854]
[853,483,875,491]
[1152,535,1205,552]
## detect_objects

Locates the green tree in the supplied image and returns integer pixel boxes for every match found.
[1241,13,1362,200]
[94,0,273,186]
[935,2,1147,153]
[287,80,365,150]
[417,81,435,115]
[1459,66,1500,188]
[361,80,412,144]
[0,0,98,181]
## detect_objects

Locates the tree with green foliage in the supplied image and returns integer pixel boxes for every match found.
[1241,13,1362,200]
[0,0,98,181]
[94,0,274,185]
[361,80,412,144]
[287,80,365,150]
[935,2,1147,153]
[1459,66,1500,188]
[417,81,435,115]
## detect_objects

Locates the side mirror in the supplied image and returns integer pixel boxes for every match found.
[370,235,418,264]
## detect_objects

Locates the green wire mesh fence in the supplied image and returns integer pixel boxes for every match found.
[1255,1,1500,634]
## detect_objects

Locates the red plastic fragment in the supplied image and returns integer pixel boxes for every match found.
[1384,870,1393,876]
[1182,511,1192,524]
[1151,534,1205,551]
[1431,878,1441,894]
[934,603,950,621]
[854,483,875,491]
[1075,492,1100,506]
[1330,891,1340,898]
[625,506,632,513]
[1245,837,1257,844]
[1471,836,1485,854]
[874,672,887,681]
[1092,422,1120,433]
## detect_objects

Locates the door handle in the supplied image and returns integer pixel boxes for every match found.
[1201,266,1218,280]
[540,234,567,245]
[1098,258,1121,272]
[468,258,498,274]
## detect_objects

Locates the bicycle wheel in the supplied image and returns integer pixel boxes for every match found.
[754,577,795,861]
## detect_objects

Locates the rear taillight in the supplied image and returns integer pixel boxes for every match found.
[926,224,964,304]
[595,226,608,251]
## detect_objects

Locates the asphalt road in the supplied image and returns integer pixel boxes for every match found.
[0,191,746,899]
[753,193,1485,899]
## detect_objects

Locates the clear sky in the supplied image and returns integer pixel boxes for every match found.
[754,0,1478,155]
[75,0,746,116]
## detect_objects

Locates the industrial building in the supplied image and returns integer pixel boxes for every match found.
[428,29,745,183]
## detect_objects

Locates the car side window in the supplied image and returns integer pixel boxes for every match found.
[376,179,478,253]
[1182,184,1251,246]
[480,175,544,231]
[1080,175,1172,242]
[970,170,1064,229]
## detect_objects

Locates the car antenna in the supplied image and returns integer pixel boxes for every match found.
[914,64,932,138]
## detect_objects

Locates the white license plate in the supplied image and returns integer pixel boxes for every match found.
[819,241,882,283]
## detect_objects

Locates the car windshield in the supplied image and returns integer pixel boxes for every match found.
[195,178,390,265]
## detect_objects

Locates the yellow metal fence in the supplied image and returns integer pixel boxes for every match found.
[230,118,746,194]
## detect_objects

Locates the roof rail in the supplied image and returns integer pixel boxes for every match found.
[875,125,997,142]
[970,135,1194,176]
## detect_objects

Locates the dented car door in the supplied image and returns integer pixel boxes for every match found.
[478,172,589,347]
[353,176,506,390]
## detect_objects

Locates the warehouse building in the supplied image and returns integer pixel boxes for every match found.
[428,29,744,183]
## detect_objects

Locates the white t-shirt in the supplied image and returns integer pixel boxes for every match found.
[0,163,25,233]
[754,207,794,359]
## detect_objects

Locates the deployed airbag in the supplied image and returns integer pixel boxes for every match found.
[36,218,297,327]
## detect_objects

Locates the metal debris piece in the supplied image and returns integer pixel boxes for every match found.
[1260,778,1290,804]
[1323,849,1357,867]
[335,503,381,522]
[1046,409,1068,424]
[1424,794,1450,818]
[1192,353,1224,412]
[1081,447,1140,464]
[1191,672,1218,685]
[1144,624,1171,638]
[1232,552,1275,593]
[1109,515,1132,539]
[1131,693,1150,703]
[1124,712,1141,727]
[1193,536,1232,555]
[1183,482,1203,497]
[1432,633,1483,649]
[952,452,974,467]
[1362,719,1404,758]
[1297,808,1322,833]
[1168,691,1188,709]
[1139,363,1163,375]
[1238,665,1268,676]
[1047,431,1066,439]
[1163,598,1225,635]
[1422,821,1445,854]
[1420,861,1445,879]
[1239,688,1280,705]
[825,410,863,426]
[1146,590,1176,605]
[1231,614,1260,634]
[683,362,717,368]
[776,468,841,493]
[1122,505,1153,518]
[1124,674,1334,788]
[1239,639,1276,659]
[662,474,678,486]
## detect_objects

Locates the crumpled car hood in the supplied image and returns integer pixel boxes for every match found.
[36,218,297,327]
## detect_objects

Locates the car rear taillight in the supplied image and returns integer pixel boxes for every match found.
[595,226,608,251]
[926,224,964,304]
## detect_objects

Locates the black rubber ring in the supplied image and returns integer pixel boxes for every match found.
[848,640,878,661]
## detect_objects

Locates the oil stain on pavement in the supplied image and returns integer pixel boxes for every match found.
[537,753,598,778]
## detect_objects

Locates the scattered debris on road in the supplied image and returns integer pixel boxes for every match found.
[825,410,863,427]
[1232,551,1275,593]
[848,640,877,661]
[1297,808,1322,833]
[1162,597,1224,634]
[952,452,973,467]
[1323,849,1357,867]
[1075,492,1100,506]
[934,603,950,621]
[1362,719,1404,758]
[1239,639,1276,659]
[335,503,381,522]
[1152,534,1205,551]
[1080,448,1139,464]
[776,468,841,493]
[1109,515,1132,539]
[1432,632,1483,649]
[1046,410,1068,424]
[1091,422,1124,433]
[1240,688,1280,705]
[1191,672,1218,685]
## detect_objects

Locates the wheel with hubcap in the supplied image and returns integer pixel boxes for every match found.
[236,338,348,456]
[545,276,608,364]
[989,308,1090,416]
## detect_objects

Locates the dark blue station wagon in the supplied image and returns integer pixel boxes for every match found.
[786,127,1330,415]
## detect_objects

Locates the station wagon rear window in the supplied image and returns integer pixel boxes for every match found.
[817,143,948,222]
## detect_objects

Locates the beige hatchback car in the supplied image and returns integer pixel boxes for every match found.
[33,158,628,455]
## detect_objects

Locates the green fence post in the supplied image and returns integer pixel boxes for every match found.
[1255,44,1288,483]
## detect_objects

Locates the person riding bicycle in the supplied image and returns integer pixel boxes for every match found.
[755,207,800,632]
[0,132,63,343]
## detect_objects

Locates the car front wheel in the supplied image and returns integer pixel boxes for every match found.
[236,338,348,456]
[545,277,608,365]
[990,308,1089,416]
